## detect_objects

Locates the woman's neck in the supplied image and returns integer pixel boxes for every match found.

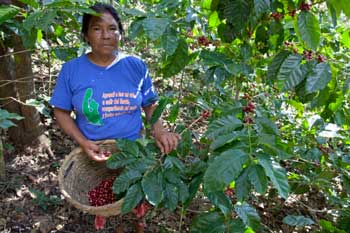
[87,52,117,67]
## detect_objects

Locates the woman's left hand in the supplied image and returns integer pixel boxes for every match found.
[153,130,181,154]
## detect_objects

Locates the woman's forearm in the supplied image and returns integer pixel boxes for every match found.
[53,108,88,146]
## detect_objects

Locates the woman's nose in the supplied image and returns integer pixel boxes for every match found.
[101,29,111,39]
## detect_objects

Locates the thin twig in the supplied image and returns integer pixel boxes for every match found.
[0,48,34,58]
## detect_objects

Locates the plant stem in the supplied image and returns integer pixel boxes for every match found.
[178,207,185,233]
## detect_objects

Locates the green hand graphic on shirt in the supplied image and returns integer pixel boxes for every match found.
[82,88,103,125]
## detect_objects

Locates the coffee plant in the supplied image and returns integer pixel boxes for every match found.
[1,0,350,231]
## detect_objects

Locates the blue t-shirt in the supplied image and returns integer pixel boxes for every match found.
[50,53,158,141]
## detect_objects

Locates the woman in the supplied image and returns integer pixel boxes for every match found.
[50,3,180,161]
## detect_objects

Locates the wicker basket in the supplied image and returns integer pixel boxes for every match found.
[58,140,123,217]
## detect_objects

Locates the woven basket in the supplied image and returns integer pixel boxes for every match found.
[58,140,123,217]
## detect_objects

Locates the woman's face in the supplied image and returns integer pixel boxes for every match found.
[85,12,120,57]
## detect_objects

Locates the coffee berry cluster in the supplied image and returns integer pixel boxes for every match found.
[88,177,116,207]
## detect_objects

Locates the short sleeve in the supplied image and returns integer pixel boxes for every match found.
[141,67,158,107]
[49,64,73,110]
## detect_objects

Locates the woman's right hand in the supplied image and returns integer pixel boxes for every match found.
[81,140,108,162]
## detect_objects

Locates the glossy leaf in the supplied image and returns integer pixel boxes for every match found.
[235,169,252,202]
[142,168,164,206]
[255,117,279,135]
[162,39,194,77]
[283,215,315,226]
[235,203,261,230]
[190,212,226,233]
[306,62,331,94]
[164,182,178,211]
[277,54,303,90]
[121,182,143,214]
[150,97,169,125]
[142,17,170,41]
[258,154,289,199]
[247,164,268,194]
[297,11,320,50]
[210,131,242,150]
[106,152,137,169]
[161,27,179,56]
[204,149,249,192]
[254,0,270,17]
[113,170,143,194]
[207,191,233,216]
[206,115,242,139]
[267,50,291,80]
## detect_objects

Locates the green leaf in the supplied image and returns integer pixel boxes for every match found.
[162,39,194,77]
[125,158,156,174]
[320,219,347,233]
[184,174,203,208]
[235,203,261,230]
[164,182,178,211]
[267,50,291,80]
[167,102,179,123]
[0,119,17,129]
[200,50,230,67]
[283,215,315,226]
[164,156,185,171]
[204,149,249,192]
[305,62,331,94]
[235,168,251,202]
[113,170,142,194]
[206,115,242,139]
[210,132,242,150]
[142,17,170,41]
[115,139,140,156]
[106,152,137,169]
[150,97,169,125]
[297,11,320,50]
[258,154,289,199]
[128,18,145,39]
[255,117,279,135]
[254,0,270,17]
[161,28,179,56]
[277,54,304,90]
[218,0,250,32]
[208,11,221,28]
[0,5,19,25]
[121,182,143,214]
[207,192,233,216]
[247,164,268,194]
[19,0,39,8]
[227,218,247,232]
[190,212,226,233]
[142,168,164,206]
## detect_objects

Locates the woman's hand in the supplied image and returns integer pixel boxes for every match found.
[153,130,181,154]
[80,140,109,162]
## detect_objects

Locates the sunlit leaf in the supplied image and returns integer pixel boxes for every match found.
[283,215,315,226]
[204,149,249,192]
[306,62,331,94]
[297,11,320,50]
[258,154,289,199]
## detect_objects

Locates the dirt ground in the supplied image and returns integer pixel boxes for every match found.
[0,118,332,233]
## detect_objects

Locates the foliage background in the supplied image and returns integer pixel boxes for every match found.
[0,0,350,232]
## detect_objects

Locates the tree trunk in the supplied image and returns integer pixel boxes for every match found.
[0,35,43,145]
[0,137,5,180]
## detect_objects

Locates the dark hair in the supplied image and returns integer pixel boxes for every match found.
[81,3,124,37]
